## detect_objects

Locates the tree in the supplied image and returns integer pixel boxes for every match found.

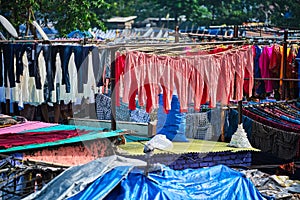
[0,0,109,37]
[1,0,299,37]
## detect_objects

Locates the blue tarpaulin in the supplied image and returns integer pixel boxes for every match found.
[69,164,265,200]
[157,94,188,142]
[24,156,265,200]
[67,30,93,38]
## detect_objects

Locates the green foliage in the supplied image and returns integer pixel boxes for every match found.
[0,0,299,37]
[0,0,109,37]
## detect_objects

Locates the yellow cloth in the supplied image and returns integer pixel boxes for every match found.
[119,139,259,155]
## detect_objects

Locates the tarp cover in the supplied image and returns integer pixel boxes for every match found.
[103,165,264,200]
[22,155,146,200]
[23,156,265,200]
[157,94,188,142]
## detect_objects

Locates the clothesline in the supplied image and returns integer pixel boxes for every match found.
[0,38,104,45]
[0,34,299,131]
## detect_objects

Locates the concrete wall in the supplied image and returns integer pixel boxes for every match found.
[68,118,151,137]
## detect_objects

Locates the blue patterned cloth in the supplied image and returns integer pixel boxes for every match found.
[130,109,150,123]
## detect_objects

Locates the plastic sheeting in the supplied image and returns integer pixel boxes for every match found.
[106,165,265,200]
[67,166,132,200]
[22,155,146,200]
[23,155,265,200]
[64,160,265,200]
[157,94,188,142]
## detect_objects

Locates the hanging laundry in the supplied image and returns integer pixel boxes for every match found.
[121,45,253,113]
[259,46,273,93]
[95,93,134,122]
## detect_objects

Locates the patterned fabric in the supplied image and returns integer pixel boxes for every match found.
[130,109,150,123]
[95,94,111,120]
[185,112,213,140]
[95,94,130,121]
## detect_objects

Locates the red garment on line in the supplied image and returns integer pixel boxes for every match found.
[121,46,254,113]
[259,46,273,93]
[115,52,126,107]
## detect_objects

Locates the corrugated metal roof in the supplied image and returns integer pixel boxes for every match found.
[119,139,260,155]
[106,16,137,23]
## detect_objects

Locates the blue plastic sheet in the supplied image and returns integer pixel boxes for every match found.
[68,166,132,200]
[72,164,265,200]
[157,94,188,142]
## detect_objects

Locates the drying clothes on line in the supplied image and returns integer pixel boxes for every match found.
[95,93,150,123]
[120,45,253,113]
[286,46,298,99]
[223,109,253,142]
[96,93,114,120]
[253,44,299,99]
[259,45,274,93]
[251,120,300,160]
[296,50,300,97]
[0,43,110,106]
[95,93,130,121]
[253,46,265,96]
[207,105,224,140]
[185,112,212,140]
[129,109,150,123]
[115,52,126,107]
[243,105,300,133]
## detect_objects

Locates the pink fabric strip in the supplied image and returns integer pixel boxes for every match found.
[0,121,58,135]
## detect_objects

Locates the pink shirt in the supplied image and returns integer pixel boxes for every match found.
[121,45,254,113]
[259,46,273,93]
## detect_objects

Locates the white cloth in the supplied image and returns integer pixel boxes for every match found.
[228,123,252,148]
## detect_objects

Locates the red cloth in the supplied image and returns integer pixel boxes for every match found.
[121,46,254,112]
[0,129,89,149]
[115,52,126,106]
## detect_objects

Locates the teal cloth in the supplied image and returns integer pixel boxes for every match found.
[0,129,126,153]
[21,125,105,133]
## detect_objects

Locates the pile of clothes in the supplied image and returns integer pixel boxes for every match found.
[0,115,26,128]
[238,168,300,199]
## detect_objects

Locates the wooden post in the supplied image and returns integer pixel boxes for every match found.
[175,26,179,43]
[238,101,243,124]
[233,25,239,38]
[233,25,243,125]
[282,30,288,100]
[110,48,117,131]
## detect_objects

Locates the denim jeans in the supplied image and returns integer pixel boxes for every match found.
[91,47,104,87]
[2,43,15,87]
[59,45,72,93]
[14,43,27,83]
[73,45,90,93]
[0,44,3,86]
